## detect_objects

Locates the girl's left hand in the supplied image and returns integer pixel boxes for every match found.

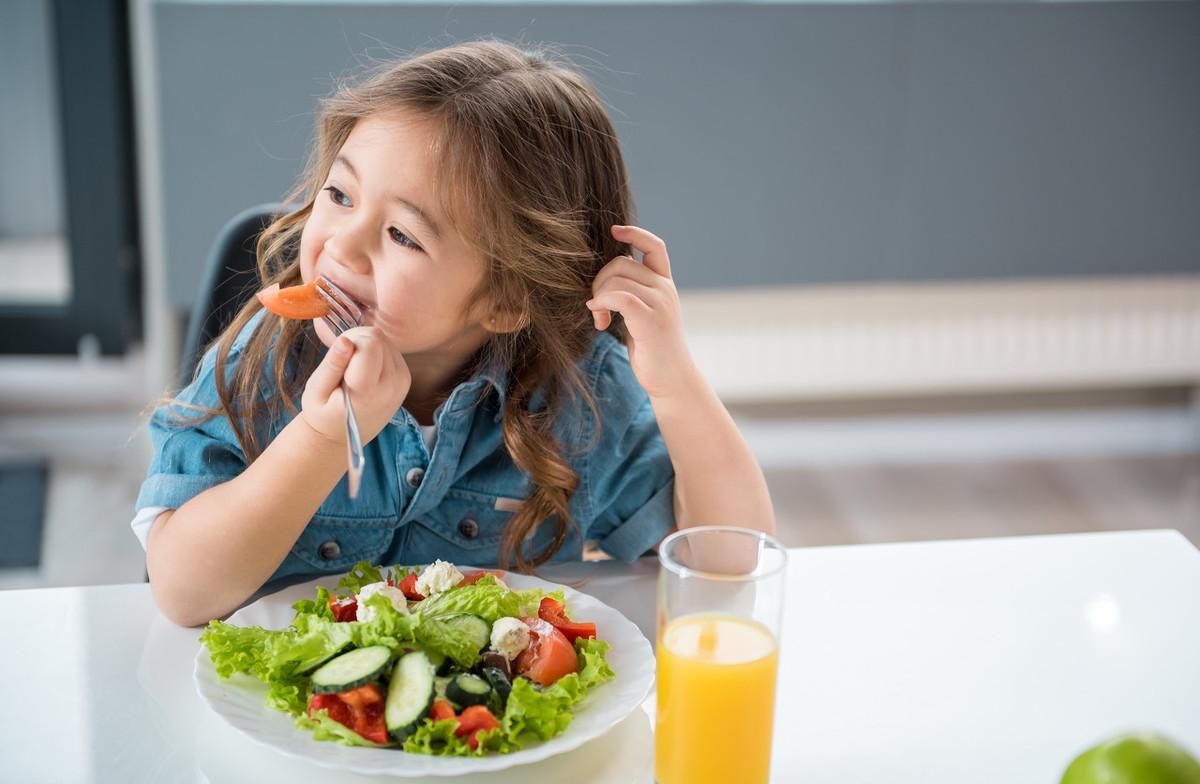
[588,225,697,400]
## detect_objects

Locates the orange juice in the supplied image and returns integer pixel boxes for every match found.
[655,613,779,784]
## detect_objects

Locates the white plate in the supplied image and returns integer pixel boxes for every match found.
[193,570,656,777]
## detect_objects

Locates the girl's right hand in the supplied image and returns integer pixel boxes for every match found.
[299,327,411,446]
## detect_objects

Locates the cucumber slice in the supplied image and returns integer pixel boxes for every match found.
[446,672,492,707]
[385,650,436,741]
[442,614,491,653]
[297,640,354,676]
[309,645,392,694]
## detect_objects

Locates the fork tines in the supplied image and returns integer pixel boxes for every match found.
[316,277,364,333]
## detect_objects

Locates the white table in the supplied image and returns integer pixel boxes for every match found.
[2,530,1198,783]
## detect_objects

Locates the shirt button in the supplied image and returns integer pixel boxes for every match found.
[405,467,426,489]
[318,540,341,560]
[458,518,480,539]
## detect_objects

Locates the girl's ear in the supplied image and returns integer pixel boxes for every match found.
[483,307,528,335]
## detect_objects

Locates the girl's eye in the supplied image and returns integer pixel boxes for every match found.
[388,227,422,252]
[324,186,351,208]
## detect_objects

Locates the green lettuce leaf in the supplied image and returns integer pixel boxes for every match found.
[402,718,472,755]
[334,561,419,596]
[503,675,581,741]
[290,585,336,620]
[336,562,387,594]
[501,638,616,741]
[418,576,560,624]
[472,727,522,755]
[201,595,412,717]
[414,615,484,668]
[201,593,416,687]
[200,616,345,682]
[200,620,277,679]
[275,612,356,676]
[402,718,521,756]
[576,637,616,690]
[348,593,420,649]
[407,575,564,666]
[267,678,309,715]
[200,619,342,717]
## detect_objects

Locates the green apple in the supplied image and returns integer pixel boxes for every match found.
[1062,732,1200,784]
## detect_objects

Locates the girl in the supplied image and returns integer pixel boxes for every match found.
[134,41,775,627]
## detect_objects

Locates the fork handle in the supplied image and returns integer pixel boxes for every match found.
[342,386,365,499]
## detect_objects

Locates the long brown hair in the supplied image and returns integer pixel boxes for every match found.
[178,41,635,572]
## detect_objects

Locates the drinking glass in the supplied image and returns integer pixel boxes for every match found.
[655,526,788,784]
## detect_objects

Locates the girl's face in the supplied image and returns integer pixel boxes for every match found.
[299,110,496,363]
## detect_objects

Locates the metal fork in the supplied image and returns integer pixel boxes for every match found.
[315,276,365,499]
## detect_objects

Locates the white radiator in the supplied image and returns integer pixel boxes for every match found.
[682,276,1200,403]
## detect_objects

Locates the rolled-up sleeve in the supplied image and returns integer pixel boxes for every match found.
[582,343,676,562]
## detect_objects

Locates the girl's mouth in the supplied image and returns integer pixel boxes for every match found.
[316,273,371,315]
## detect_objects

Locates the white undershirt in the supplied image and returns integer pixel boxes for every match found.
[129,422,440,551]
[418,423,437,452]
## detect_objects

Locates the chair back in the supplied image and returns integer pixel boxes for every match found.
[178,203,282,385]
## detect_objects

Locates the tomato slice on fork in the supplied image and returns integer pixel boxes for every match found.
[256,280,331,320]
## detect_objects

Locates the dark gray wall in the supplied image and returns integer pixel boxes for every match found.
[155,1,1200,308]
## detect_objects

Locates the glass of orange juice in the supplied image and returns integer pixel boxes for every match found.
[655,526,787,784]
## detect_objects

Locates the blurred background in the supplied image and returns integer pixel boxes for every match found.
[0,0,1197,590]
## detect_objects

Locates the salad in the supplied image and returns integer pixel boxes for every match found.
[200,559,614,756]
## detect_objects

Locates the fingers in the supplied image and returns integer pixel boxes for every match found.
[610,225,671,278]
[590,248,674,327]
[593,274,661,308]
[307,334,355,401]
[587,289,653,332]
[592,255,664,294]
[337,326,385,391]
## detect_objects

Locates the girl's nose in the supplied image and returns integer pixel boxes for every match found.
[324,232,372,274]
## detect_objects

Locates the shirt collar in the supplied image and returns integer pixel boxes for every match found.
[475,354,509,414]
[387,352,510,428]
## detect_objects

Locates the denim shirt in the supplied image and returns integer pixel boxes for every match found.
[136,311,676,583]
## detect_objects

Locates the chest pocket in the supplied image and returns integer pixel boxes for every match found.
[406,487,518,565]
[288,513,398,572]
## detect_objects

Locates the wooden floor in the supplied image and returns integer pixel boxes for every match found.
[766,455,1200,550]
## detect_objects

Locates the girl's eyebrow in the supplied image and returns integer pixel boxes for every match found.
[334,153,442,241]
